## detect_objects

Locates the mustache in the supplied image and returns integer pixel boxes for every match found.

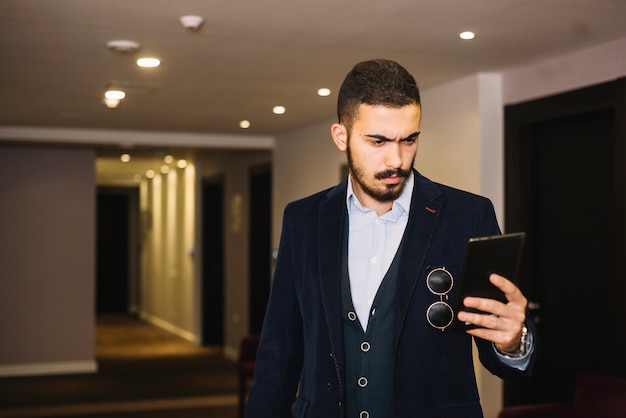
[375,168,411,180]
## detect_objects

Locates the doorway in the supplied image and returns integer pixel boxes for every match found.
[503,78,626,405]
[202,176,225,346]
[96,187,139,314]
[249,164,272,334]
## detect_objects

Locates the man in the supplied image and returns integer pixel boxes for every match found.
[246,59,538,418]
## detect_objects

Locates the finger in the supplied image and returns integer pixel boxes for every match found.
[463,294,527,325]
[457,310,500,329]
[489,274,526,305]
[463,295,507,318]
[463,295,499,311]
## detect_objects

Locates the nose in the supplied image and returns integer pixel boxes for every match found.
[385,143,402,168]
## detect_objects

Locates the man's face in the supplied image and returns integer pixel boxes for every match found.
[341,104,421,206]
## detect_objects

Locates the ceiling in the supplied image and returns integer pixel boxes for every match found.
[1,0,626,142]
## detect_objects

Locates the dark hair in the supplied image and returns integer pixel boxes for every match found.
[337,59,421,134]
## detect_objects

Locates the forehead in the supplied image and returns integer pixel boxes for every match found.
[352,104,421,134]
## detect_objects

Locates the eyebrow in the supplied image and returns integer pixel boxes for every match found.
[364,131,421,142]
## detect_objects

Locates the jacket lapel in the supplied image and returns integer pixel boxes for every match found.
[318,181,348,385]
[394,172,442,343]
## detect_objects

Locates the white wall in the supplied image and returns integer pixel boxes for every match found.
[139,161,198,342]
[272,120,346,249]
[0,145,96,377]
[419,75,482,192]
[503,37,626,105]
[419,73,504,222]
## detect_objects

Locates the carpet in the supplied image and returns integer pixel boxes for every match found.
[0,314,240,418]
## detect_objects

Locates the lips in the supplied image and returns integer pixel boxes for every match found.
[382,175,401,185]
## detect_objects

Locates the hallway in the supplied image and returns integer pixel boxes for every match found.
[0,314,239,417]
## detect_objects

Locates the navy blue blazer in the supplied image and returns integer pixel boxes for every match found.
[246,170,537,418]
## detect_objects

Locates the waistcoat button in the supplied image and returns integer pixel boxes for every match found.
[347,311,357,321]
[358,376,368,387]
[360,411,370,418]
[360,341,371,352]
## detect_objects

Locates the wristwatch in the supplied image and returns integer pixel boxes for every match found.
[518,325,528,355]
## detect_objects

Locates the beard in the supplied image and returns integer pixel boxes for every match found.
[347,146,413,203]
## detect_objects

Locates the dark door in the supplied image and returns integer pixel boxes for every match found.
[97,187,136,313]
[504,79,626,406]
[202,177,225,346]
[249,164,272,334]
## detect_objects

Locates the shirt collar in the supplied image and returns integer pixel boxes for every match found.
[346,171,414,216]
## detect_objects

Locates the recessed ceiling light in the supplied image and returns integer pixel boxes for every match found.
[317,88,331,97]
[164,155,174,164]
[146,169,155,179]
[459,31,475,40]
[137,58,161,68]
[133,174,142,183]
[107,40,140,53]
[120,153,131,163]
[177,159,187,169]
[239,120,251,129]
[180,15,204,31]
[105,90,126,100]
[103,98,120,109]
[160,165,170,174]
[273,106,286,115]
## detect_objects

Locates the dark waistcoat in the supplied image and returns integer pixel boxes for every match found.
[341,223,403,418]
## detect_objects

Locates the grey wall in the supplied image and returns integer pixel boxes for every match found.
[0,145,96,376]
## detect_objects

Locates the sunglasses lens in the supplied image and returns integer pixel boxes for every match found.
[427,302,453,330]
[427,268,453,295]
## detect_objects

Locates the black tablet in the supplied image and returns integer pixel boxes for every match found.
[450,232,525,330]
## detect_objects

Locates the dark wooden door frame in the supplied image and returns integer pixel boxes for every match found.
[504,78,626,404]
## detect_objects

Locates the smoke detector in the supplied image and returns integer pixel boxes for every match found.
[107,40,141,53]
[180,15,204,30]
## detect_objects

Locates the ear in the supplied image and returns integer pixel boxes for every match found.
[331,123,348,151]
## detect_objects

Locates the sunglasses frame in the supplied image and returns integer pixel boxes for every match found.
[426,267,454,331]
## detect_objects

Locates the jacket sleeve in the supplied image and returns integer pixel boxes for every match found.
[245,203,304,417]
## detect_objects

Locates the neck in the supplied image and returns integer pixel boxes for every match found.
[351,186,393,217]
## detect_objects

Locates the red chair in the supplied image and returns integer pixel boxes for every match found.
[237,334,261,418]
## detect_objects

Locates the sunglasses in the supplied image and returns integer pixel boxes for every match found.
[426,267,454,331]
